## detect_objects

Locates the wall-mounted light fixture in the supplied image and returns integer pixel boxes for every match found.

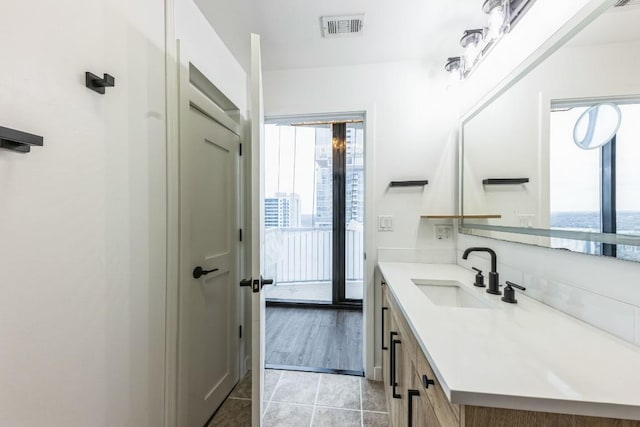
[484,0,509,41]
[460,29,485,68]
[446,0,536,80]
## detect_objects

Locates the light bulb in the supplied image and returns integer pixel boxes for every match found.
[460,30,484,69]
[487,5,506,41]
[465,42,481,66]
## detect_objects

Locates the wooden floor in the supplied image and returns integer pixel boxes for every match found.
[265,306,363,373]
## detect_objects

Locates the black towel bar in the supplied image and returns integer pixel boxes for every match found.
[0,126,43,153]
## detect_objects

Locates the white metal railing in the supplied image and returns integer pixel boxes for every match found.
[264,227,364,284]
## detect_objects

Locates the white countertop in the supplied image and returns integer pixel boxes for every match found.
[378,262,640,420]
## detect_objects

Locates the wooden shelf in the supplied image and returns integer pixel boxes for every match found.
[421,215,502,219]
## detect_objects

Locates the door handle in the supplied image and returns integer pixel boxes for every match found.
[389,331,398,386]
[408,389,420,427]
[392,338,402,399]
[381,307,388,350]
[243,277,274,293]
[193,266,219,279]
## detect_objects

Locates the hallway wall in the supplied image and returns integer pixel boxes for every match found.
[0,0,167,425]
[0,0,250,425]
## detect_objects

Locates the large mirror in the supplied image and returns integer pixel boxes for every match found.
[461,2,640,262]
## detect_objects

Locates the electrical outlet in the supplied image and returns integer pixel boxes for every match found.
[378,215,393,232]
[435,225,453,240]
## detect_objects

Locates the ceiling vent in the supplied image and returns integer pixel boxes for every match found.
[321,15,365,38]
[615,0,640,6]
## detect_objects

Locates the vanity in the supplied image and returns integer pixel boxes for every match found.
[378,262,640,427]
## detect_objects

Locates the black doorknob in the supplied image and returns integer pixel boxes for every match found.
[193,266,219,279]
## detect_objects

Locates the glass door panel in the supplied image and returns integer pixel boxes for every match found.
[263,123,333,303]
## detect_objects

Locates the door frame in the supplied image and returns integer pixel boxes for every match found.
[262,115,366,308]
[264,109,377,379]
[164,38,247,427]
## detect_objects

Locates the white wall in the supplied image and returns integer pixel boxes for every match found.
[0,0,166,425]
[457,0,640,346]
[265,61,459,252]
[176,0,248,115]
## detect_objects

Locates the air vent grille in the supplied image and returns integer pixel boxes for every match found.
[321,15,365,38]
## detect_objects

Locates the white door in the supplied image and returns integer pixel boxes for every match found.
[250,33,268,426]
[177,45,241,427]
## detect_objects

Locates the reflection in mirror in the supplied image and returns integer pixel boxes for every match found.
[461,3,640,262]
[573,103,622,150]
[551,102,640,261]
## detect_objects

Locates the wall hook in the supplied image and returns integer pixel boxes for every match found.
[85,72,115,95]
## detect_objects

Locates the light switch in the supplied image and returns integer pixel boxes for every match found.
[378,215,393,232]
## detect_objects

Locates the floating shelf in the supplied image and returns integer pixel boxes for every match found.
[389,180,429,187]
[483,178,529,185]
[421,215,502,219]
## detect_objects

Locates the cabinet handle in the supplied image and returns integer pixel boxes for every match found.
[381,307,389,350]
[389,331,398,386]
[408,389,420,427]
[422,374,435,389]
[392,338,402,399]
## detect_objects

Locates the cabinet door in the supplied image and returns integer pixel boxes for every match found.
[415,346,460,426]
[411,392,441,427]
[388,311,403,422]
[412,372,441,427]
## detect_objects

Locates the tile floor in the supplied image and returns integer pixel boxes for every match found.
[209,369,390,426]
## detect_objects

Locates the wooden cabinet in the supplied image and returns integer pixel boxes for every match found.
[383,282,429,427]
[380,281,639,427]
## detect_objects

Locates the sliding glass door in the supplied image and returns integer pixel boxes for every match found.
[262,116,364,305]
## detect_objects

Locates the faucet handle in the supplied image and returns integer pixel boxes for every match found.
[505,281,525,291]
[472,267,485,288]
[502,281,526,304]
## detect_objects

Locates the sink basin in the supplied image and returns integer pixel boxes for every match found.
[411,279,495,309]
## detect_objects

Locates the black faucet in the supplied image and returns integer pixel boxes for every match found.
[462,247,501,295]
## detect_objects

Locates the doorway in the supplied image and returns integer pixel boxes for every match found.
[174,49,244,427]
[262,114,365,374]
[263,118,365,306]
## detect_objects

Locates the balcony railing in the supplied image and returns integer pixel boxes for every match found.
[264,227,364,284]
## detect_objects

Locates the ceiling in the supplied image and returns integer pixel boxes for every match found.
[194,0,485,71]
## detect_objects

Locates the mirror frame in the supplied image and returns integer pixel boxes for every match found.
[458,0,640,255]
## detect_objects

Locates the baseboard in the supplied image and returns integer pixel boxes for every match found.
[373,366,383,381]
